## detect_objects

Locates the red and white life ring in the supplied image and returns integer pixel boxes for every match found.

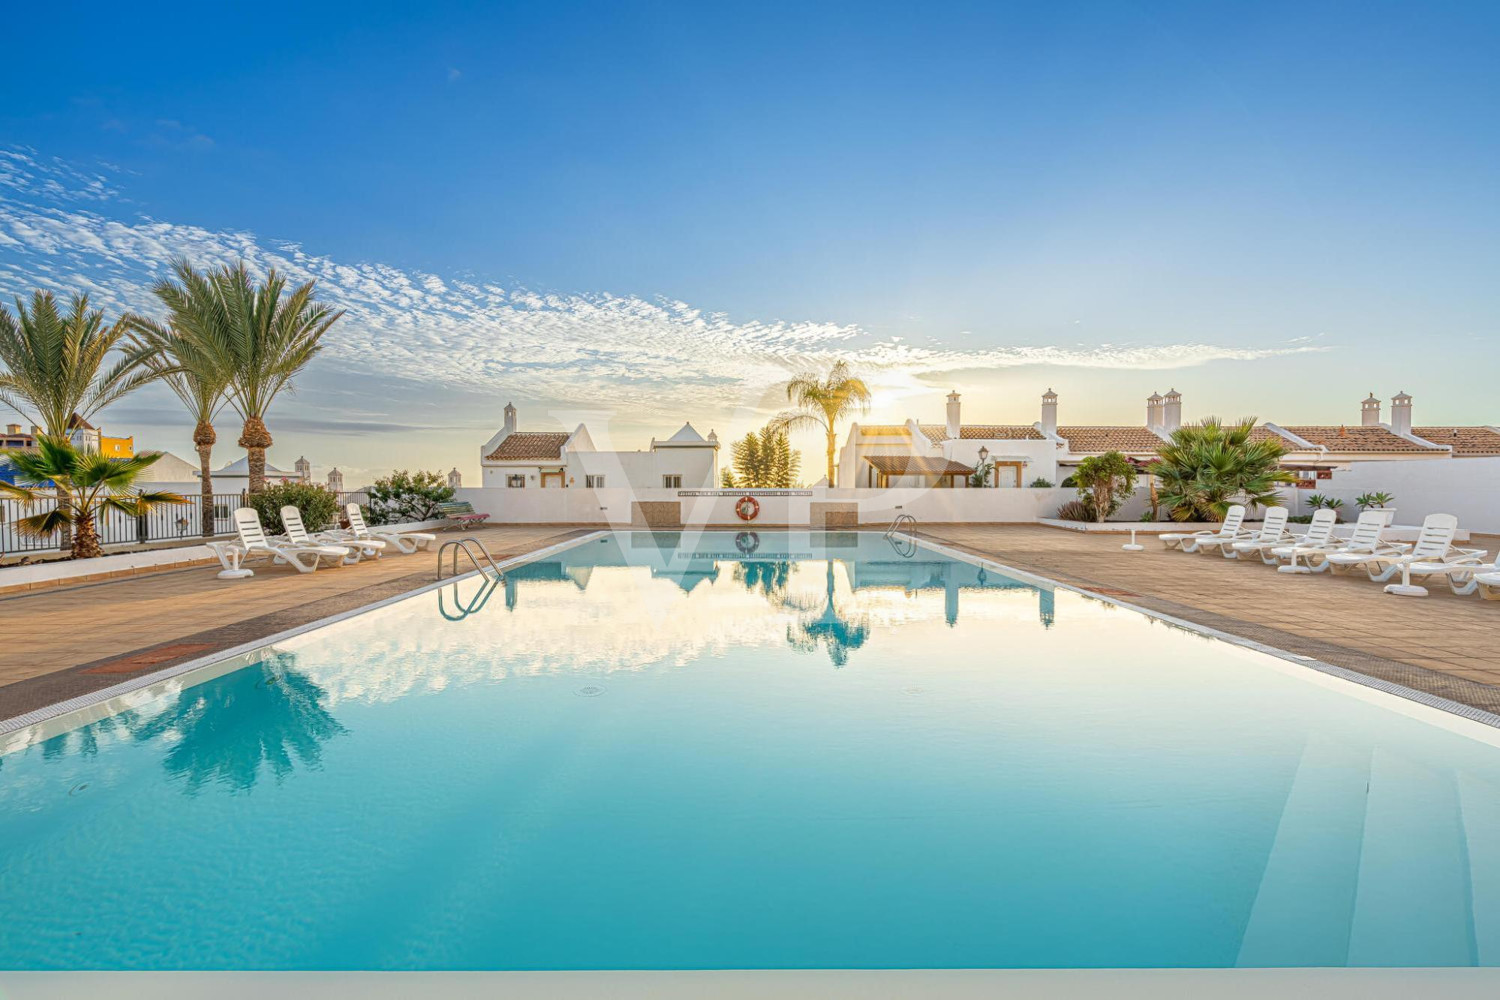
[734,495,760,521]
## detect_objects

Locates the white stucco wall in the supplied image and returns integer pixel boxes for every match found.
[1275,456,1500,533]
[455,485,1100,526]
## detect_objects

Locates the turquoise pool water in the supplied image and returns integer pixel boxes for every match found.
[2,530,1499,969]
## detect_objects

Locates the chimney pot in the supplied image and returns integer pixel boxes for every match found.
[1040,389,1059,436]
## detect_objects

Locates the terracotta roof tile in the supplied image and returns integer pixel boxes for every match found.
[918,424,1044,444]
[857,425,912,437]
[1413,426,1500,457]
[864,455,973,476]
[1278,425,1443,454]
[485,431,570,461]
[1056,426,1166,454]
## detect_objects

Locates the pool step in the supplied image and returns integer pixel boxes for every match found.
[1236,736,1370,966]
[1459,770,1500,965]
[1345,749,1476,966]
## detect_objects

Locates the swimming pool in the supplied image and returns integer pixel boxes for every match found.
[2,529,1499,969]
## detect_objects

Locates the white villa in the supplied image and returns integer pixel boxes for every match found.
[480,403,721,490]
[838,389,1500,489]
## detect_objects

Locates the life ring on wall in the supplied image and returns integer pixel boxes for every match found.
[734,495,760,521]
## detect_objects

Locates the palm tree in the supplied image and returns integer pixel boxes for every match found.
[786,560,870,667]
[0,290,154,436]
[1,435,186,559]
[0,291,157,548]
[770,360,871,487]
[124,317,230,536]
[148,259,343,494]
[1149,417,1295,522]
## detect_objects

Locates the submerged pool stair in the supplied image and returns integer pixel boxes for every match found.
[1236,737,1500,966]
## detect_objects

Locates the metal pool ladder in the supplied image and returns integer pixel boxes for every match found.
[437,536,505,581]
[885,513,918,558]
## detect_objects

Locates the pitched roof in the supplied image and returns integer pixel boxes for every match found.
[917,424,1044,444]
[212,456,295,476]
[662,422,708,444]
[1055,426,1166,454]
[857,424,913,437]
[485,431,570,461]
[1277,425,1443,454]
[1413,426,1500,457]
[864,455,973,476]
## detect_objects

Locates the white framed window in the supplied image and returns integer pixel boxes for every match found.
[585,474,605,488]
[507,475,526,488]
[662,475,682,489]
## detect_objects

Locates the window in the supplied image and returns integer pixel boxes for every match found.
[662,475,682,489]
[507,475,526,488]
[585,474,605,488]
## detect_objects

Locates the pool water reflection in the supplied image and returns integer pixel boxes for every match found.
[1,530,1498,970]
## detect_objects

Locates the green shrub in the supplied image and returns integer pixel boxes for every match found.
[1029,477,1054,488]
[247,481,340,535]
[366,469,455,525]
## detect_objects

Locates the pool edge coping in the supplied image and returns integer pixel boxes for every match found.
[5,526,1498,748]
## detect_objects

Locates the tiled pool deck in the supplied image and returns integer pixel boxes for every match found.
[923,524,1500,714]
[1,524,1497,723]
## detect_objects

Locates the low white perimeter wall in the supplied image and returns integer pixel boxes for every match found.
[1275,457,1500,534]
[455,486,1098,526]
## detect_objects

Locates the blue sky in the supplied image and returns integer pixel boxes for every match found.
[1,1,1497,482]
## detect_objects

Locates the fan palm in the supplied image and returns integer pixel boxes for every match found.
[1149,418,1295,522]
[124,317,230,535]
[769,361,871,487]
[1,435,186,559]
[147,259,343,494]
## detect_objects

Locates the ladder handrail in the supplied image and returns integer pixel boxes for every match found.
[438,574,501,621]
[437,536,505,582]
[885,512,917,538]
[885,512,918,558]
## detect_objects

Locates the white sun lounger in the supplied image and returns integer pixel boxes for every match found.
[206,508,354,579]
[328,503,437,555]
[1274,509,1386,574]
[1220,507,1293,560]
[1266,509,1339,571]
[1160,504,1249,552]
[281,505,374,563]
[1322,513,1476,595]
[1370,514,1489,596]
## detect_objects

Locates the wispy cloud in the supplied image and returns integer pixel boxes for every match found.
[0,147,1321,424]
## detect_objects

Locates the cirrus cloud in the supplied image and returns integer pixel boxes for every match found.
[0,146,1321,425]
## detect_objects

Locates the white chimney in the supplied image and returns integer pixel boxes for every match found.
[1162,389,1182,432]
[447,467,462,489]
[1361,393,1381,426]
[503,402,517,434]
[945,391,962,440]
[1390,391,1412,435]
[1146,392,1164,430]
[1041,388,1058,436]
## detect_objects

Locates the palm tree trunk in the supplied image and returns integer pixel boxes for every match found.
[197,443,215,536]
[71,511,102,560]
[239,416,273,495]
[825,428,837,487]
[194,421,217,536]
